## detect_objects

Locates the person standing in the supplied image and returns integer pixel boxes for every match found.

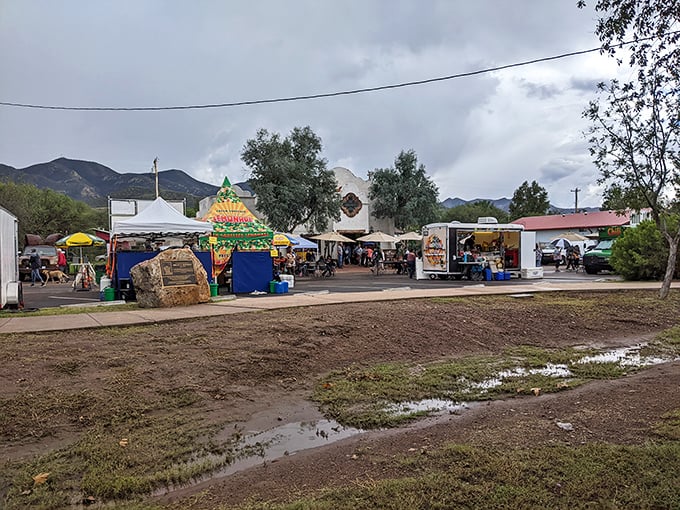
[553,246,562,272]
[57,248,67,274]
[365,246,373,267]
[29,248,46,286]
[336,242,344,269]
[535,243,543,267]
[406,249,416,278]
[354,245,363,266]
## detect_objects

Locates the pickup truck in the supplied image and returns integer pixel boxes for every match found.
[18,245,59,281]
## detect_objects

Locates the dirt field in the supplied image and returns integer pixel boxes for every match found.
[1,289,680,509]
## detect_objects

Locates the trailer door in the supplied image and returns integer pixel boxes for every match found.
[520,231,536,269]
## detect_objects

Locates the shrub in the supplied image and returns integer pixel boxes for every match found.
[610,220,676,280]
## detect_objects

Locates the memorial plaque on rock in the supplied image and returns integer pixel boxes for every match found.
[160,260,198,287]
[130,248,210,308]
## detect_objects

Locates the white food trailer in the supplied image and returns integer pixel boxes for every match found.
[421,217,542,280]
[0,206,22,309]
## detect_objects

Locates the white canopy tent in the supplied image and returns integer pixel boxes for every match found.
[112,197,213,236]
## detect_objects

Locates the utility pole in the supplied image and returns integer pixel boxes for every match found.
[570,187,581,213]
[153,157,159,198]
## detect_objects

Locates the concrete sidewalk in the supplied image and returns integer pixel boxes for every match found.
[0,279,673,334]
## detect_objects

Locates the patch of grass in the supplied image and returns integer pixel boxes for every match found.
[568,361,628,379]
[239,442,680,509]
[1,413,236,508]
[0,389,95,440]
[312,344,659,429]
[655,409,680,440]
[656,326,680,345]
[50,360,82,375]
[0,302,140,318]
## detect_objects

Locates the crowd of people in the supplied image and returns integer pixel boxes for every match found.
[275,241,420,279]
[535,243,582,272]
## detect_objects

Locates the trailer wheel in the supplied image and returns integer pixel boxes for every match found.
[429,274,437,280]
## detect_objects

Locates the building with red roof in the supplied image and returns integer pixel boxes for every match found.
[513,210,631,243]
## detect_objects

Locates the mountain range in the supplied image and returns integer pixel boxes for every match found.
[0,158,220,208]
[0,157,597,214]
[441,196,599,214]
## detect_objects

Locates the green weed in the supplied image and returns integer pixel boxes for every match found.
[238,442,680,509]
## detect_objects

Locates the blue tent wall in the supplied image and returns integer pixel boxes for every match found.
[232,251,272,293]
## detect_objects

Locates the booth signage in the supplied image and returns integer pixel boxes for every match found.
[160,260,198,287]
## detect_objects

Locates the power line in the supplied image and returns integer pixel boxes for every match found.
[0,32,675,112]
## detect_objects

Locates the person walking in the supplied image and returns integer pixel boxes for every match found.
[29,248,46,286]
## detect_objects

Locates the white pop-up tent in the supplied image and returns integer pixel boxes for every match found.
[112,197,213,236]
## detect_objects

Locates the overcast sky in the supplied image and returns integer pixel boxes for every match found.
[0,1,631,209]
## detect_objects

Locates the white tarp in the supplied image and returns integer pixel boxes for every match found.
[112,197,213,236]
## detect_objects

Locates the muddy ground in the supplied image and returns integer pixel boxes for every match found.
[2,289,680,508]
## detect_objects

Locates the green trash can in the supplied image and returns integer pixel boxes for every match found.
[269,280,277,294]
[209,283,219,297]
[104,287,116,301]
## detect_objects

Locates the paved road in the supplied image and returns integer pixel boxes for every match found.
[20,265,614,310]
[21,281,103,310]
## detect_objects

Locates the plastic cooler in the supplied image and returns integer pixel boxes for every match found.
[280,274,294,288]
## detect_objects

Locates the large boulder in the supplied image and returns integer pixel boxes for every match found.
[130,248,210,308]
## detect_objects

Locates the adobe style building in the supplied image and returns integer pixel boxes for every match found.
[197,166,395,237]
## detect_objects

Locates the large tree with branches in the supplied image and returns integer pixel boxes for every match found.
[369,150,440,231]
[241,126,341,233]
[579,0,680,298]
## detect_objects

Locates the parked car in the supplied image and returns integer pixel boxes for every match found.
[18,245,59,281]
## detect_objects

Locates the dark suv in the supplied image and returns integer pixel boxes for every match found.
[19,245,59,281]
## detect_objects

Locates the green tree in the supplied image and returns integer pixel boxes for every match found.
[610,220,677,280]
[369,150,439,231]
[508,181,550,220]
[441,200,509,224]
[0,181,107,246]
[579,0,680,298]
[241,126,341,233]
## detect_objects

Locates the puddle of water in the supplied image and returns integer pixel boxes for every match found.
[238,418,362,462]
[577,344,673,367]
[383,398,469,417]
[155,418,363,497]
[473,363,573,391]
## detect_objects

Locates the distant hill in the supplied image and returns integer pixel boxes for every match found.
[0,158,220,207]
[440,196,599,214]
[441,197,512,211]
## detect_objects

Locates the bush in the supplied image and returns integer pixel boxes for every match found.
[610,220,676,280]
